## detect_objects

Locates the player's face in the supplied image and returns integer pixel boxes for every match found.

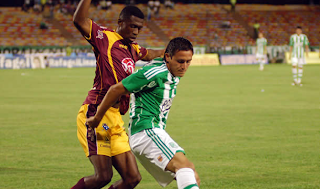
[259,33,263,38]
[296,28,302,35]
[166,50,193,77]
[117,15,144,43]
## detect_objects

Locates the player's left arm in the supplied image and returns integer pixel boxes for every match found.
[264,39,267,55]
[142,49,165,61]
[86,82,129,128]
[304,35,310,58]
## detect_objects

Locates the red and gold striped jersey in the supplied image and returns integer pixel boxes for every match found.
[82,20,148,106]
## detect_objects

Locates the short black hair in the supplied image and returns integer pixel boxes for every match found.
[164,37,193,61]
[119,6,144,21]
[296,26,302,29]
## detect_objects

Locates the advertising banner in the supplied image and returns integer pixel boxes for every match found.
[0,53,96,69]
[220,54,266,65]
[285,52,320,64]
[191,54,220,66]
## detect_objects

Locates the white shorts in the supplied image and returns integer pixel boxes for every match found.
[129,128,185,187]
[291,57,306,66]
[256,54,267,63]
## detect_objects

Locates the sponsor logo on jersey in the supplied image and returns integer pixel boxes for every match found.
[161,99,173,112]
[147,81,156,88]
[121,58,135,74]
[96,30,104,39]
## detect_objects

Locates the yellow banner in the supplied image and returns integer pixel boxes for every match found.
[285,52,320,64]
[191,54,220,66]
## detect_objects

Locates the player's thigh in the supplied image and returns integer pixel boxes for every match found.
[291,57,298,66]
[89,155,113,176]
[129,128,183,187]
[165,152,195,173]
[298,58,305,66]
[112,151,140,179]
[77,104,113,157]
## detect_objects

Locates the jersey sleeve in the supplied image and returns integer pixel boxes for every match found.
[122,67,156,93]
[139,46,148,60]
[264,38,267,46]
[289,35,294,46]
[83,20,110,49]
[304,35,309,46]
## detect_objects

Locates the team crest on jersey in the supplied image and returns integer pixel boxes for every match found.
[169,142,178,148]
[157,155,163,162]
[96,30,104,39]
[121,58,135,74]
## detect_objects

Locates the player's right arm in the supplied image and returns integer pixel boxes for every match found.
[73,0,92,38]
[86,67,153,128]
[86,82,130,129]
[289,35,293,59]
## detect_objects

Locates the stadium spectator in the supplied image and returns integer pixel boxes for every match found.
[154,0,160,17]
[230,0,236,12]
[71,1,165,189]
[41,0,46,12]
[33,3,42,14]
[25,0,31,9]
[147,0,154,20]
[221,21,231,28]
[253,23,260,39]
[22,3,29,12]
[44,56,50,68]
[66,44,72,56]
[164,0,174,9]
[39,21,48,29]
[86,37,201,189]
[99,0,112,10]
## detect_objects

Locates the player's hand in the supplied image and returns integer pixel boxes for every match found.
[86,116,101,129]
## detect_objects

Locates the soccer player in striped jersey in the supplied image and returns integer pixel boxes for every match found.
[256,32,267,71]
[289,26,309,86]
[72,1,164,189]
[87,37,200,189]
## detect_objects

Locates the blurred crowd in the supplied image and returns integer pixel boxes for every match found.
[21,0,79,17]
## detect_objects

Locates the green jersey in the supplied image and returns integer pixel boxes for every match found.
[256,37,267,55]
[122,58,180,135]
[289,34,309,58]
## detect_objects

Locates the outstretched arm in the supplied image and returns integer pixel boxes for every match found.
[142,49,165,61]
[73,0,92,38]
[86,82,130,128]
[305,45,309,58]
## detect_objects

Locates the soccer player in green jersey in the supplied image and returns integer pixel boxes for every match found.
[289,26,309,86]
[87,37,200,189]
[256,32,267,71]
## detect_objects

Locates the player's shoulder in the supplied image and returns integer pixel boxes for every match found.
[92,20,113,32]
[142,60,168,80]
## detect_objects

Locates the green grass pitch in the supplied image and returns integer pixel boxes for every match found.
[1,64,319,189]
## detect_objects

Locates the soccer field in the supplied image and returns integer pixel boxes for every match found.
[1,64,319,189]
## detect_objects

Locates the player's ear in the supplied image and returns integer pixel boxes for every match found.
[118,19,123,25]
[165,53,170,63]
